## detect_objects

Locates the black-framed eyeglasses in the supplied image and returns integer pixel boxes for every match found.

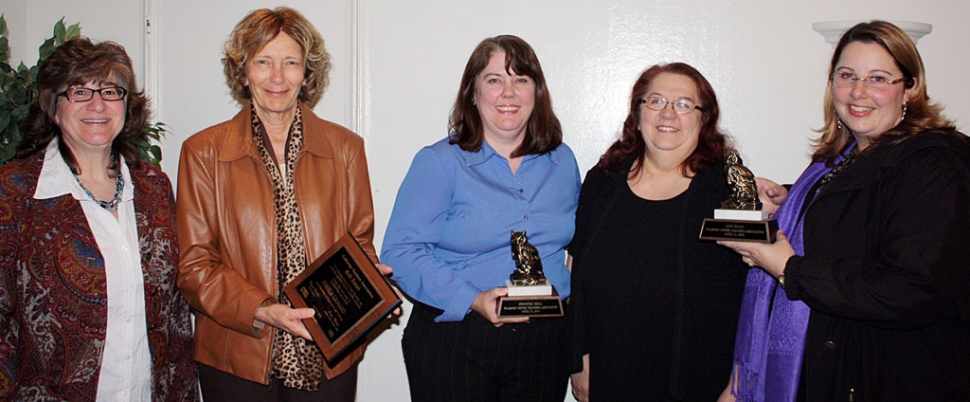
[58,87,128,102]
[831,72,905,91]
[641,95,704,115]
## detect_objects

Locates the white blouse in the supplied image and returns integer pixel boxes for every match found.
[33,140,152,401]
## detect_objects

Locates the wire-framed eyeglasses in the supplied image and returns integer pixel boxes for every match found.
[831,72,905,91]
[58,87,128,102]
[641,95,704,115]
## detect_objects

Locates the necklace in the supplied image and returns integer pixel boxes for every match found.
[74,172,125,212]
[815,148,857,192]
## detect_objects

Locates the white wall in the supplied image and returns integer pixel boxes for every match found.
[3,0,145,88]
[6,1,970,401]
[151,0,357,177]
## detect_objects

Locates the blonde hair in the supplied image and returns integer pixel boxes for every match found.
[813,20,954,164]
[222,7,331,107]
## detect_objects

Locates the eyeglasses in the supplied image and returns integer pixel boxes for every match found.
[58,87,128,102]
[641,95,704,115]
[831,72,905,91]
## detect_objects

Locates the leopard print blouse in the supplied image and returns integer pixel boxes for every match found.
[251,105,326,391]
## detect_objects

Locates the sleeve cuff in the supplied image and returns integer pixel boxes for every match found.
[436,284,481,322]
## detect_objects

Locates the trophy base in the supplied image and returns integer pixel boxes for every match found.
[509,277,548,287]
[505,279,552,296]
[699,209,778,243]
[714,209,771,220]
[498,283,564,318]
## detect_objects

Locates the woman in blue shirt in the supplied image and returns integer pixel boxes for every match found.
[381,35,581,402]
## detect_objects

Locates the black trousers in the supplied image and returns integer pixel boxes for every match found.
[198,362,357,402]
[402,302,569,402]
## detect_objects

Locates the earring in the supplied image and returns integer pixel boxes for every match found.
[901,104,908,121]
[837,119,843,130]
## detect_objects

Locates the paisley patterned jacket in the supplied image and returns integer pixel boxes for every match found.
[0,151,198,401]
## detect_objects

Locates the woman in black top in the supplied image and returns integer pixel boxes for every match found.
[567,62,781,401]
[722,21,970,401]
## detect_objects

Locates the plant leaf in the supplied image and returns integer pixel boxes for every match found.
[0,36,8,62]
[53,18,66,43]
[65,23,81,41]
[38,37,55,61]
[1,144,16,165]
[149,145,162,164]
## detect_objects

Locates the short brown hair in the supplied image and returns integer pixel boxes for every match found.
[448,35,562,157]
[18,37,149,165]
[223,7,331,108]
[814,20,955,163]
[597,62,729,177]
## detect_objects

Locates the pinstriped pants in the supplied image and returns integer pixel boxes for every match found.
[402,303,569,402]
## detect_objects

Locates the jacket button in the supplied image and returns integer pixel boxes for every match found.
[824,340,837,349]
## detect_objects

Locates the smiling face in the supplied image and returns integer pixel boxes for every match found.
[244,32,306,121]
[474,51,536,151]
[833,41,914,149]
[638,72,703,162]
[54,75,127,155]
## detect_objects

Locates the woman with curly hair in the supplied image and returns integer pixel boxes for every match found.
[176,7,385,401]
[0,37,197,401]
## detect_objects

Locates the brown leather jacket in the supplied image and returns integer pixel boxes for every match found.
[176,103,376,384]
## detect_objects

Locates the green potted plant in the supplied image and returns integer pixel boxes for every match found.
[0,15,165,167]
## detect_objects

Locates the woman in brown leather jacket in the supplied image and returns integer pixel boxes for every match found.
[176,7,383,402]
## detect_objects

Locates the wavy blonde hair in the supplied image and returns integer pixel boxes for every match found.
[222,7,331,108]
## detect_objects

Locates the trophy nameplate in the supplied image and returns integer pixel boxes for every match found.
[699,209,779,243]
[284,234,401,364]
[497,230,564,318]
[698,150,778,243]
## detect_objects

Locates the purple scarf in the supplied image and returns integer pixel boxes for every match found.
[731,150,850,402]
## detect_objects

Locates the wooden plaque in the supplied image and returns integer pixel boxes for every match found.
[284,234,401,364]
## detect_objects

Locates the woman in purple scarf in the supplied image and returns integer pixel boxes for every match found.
[719,20,970,401]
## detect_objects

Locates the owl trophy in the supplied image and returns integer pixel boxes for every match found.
[497,230,564,318]
[698,150,778,243]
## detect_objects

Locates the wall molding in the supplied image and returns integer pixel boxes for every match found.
[353,0,372,141]
[144,0,161,122]
[813,20,932,47]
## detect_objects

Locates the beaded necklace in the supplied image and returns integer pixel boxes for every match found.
[74,171,125,212]
[814,148,858,193]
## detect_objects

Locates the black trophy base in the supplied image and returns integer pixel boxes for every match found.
[497,287,564,318]
[699,217,778,243]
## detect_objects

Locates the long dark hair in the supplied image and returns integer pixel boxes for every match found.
[598,62,728,177]
[448,35,562,157]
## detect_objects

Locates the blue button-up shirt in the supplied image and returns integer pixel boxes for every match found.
[381,137,581,321]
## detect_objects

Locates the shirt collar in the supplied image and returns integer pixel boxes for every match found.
[34,138,134,202]
[218,102,334,162]
[461,137,561,167]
